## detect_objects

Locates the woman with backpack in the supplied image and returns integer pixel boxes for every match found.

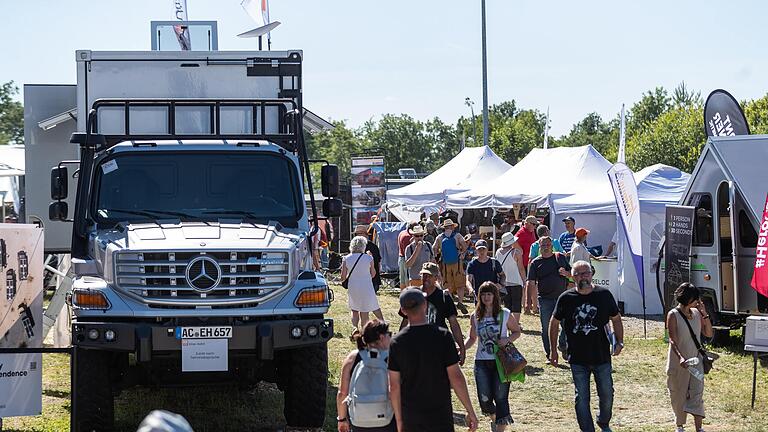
[666,283,713,432]
[464,282,522,431]
[342,236,384,332]
[337,320,396,432]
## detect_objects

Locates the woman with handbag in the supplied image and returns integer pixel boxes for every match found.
[341,236,384,332]
[666,283,714,432]
[464,281,522,431]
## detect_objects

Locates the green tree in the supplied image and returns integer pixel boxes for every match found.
[0,81,23,144]
[672,81,702,109]
[305,120,363,180]
[626,105,706,173]
[557,112,619,162]
[743,94,768,134]
[627,87,671,135]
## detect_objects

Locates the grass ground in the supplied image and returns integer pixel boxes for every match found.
[4,284,768,431]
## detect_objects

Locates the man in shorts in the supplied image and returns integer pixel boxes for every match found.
[433,219,469,314]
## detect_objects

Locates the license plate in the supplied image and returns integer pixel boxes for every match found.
[175,326,233,339]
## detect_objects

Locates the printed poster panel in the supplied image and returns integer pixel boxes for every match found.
[750,193,768,297]
[351,156,385,226]
[664,206,695,311]
[0,224,44,417]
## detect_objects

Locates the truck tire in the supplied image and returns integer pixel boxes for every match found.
[277,344,328,428]
[72,348,114,432]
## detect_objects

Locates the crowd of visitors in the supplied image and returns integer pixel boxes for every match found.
[334,215,711,432]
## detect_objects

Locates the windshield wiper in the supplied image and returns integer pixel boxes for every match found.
[202,210,263,220]
[101,208,201,220]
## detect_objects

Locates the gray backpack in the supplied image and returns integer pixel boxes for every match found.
[345,349,394,427]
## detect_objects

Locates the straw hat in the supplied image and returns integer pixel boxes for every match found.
[440,219,458,229]
[524,215,540,225]
[408,224,426,236]
[354,225,370,236]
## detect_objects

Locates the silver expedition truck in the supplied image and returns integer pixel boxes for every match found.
[32,26,341,431]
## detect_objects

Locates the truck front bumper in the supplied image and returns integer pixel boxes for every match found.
[72,318,333,361]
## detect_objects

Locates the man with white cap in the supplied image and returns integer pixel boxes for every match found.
[433,219,470,314]
[495,232,526,323]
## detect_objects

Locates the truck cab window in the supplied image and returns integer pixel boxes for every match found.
[690,193,713,246]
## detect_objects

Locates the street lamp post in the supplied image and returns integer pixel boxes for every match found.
[481,0,489,148]
[465,97,478,145]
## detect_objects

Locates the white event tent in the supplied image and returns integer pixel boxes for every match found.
[0,145,25,215]
[387,146,511,221]
[551,164,691,314]
[447,145,613,210]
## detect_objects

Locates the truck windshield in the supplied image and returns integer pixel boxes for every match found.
[93,151,302,226]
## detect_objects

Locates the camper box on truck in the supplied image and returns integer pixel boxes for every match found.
[27,22,343,431]
[674,135,768,342]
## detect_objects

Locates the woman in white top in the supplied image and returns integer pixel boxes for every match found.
[341,236,384,331]
[569,227,597,265]
[494,232,526,323]
[464,282,522,431]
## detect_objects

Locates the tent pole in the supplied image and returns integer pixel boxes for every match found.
[642,285,647,339]
[492,208,497,254]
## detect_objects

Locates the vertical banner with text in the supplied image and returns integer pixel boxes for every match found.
[0,224,44,417]
[750,194,768,298]
[664,206,695,310]
[351,156,386,227]
[608,163,645,299]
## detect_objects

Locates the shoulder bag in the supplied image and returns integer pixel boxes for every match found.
[678,309,715,374]
[342,254,364,290]
[494,311,527,381]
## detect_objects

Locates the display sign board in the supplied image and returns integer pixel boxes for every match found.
[0,224,44,417]
[351,156,386,226]
[664,205,695,310]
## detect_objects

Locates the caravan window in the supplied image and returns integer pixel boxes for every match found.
[689,193,714,246]
[739,210,758,248]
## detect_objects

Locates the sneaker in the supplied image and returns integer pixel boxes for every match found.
[490,423,497,432]
[598,424,612,432]
[675,427,685,432]
[456,302,469,315]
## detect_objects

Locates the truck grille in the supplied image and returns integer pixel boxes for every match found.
[114,250,291,305]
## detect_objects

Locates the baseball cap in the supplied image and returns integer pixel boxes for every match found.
[524,215,539,225]
[475,239,489,249]
[399,288,427,310]
[562,216,575,223]
[575,227,590,237]
[419,262,440,277]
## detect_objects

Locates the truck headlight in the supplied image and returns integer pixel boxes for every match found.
[104,329,117,341]
[88,329,100,340]
[290,326,303,339]
[72,288,111,310]
[307,325,319,337]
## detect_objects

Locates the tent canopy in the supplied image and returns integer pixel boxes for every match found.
[0,145,25,210]
[447,145,612,209]
[387,146,511,213]
[552,163,691,215]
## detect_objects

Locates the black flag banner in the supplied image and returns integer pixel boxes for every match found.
[704,89,750,137]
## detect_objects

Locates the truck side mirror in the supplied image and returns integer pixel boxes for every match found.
[322,198,343,218]
[49,201,69,221]
[321,165,340,198]
[51,166,69,200]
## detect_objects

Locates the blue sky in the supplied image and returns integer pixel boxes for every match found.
[2,0,767,136]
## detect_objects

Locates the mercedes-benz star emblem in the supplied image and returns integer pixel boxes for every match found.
[185,256,222,292]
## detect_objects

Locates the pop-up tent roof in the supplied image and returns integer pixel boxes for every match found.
[552,163,691,214]
[0,145,25,212]
[387,145,512,214]
[447,145,612,208]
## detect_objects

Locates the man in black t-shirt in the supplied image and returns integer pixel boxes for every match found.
[527,236,571,361]
[549,260,624,432]
[388,288,478,432]
[465,240,505,302]
[399,262,466,365]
